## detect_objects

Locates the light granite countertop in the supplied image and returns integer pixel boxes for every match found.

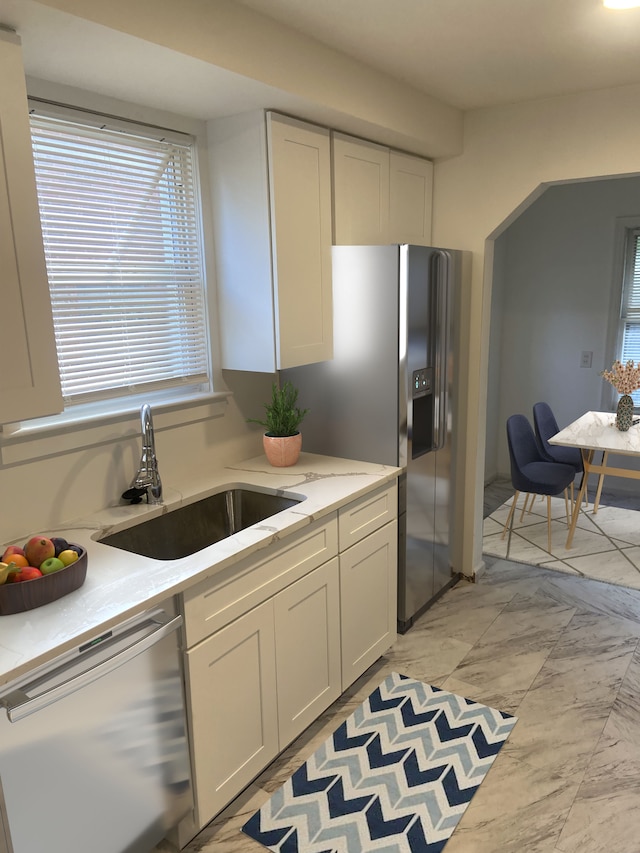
[0,452,401,689]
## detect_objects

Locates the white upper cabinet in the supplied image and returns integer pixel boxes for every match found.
[389,150,433,246]
[332,132,433,246]
[0,31,62,423]
[208,111,333,372]
[332,133,390,245]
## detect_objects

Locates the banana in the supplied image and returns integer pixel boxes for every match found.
[0,561,18,585]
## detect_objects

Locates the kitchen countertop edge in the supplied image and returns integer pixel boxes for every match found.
[0,452,401,688]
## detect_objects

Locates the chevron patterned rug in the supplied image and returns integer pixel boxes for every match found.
[242,672,517,852]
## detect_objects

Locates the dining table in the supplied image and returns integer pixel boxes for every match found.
[549,410,640,548]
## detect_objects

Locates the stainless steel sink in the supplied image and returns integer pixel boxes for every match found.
[99,488,302,559]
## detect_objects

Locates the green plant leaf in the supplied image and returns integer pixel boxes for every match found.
[247,381,309,437]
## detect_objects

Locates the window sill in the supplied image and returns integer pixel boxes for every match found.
[0,392,232,465]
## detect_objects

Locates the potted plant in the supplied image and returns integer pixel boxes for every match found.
[248,381,309,467]
[601,359,640,431]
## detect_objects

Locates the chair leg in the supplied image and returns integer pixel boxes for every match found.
[502,491,520,540]
[563,488,570,527]
[520,492,535,521]
[506,491,519,558]
[547,494,552,552]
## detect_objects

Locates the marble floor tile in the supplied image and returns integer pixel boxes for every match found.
[439,673,527,716]
[535,571,640,621]
[554,548,640,589]
[484,497,640,592]
[442,754,580,853]
[556,787,640,853]
[585,504,640,546]
[501,613,638,778]
[548,645,640,852]
[449,592,576,694]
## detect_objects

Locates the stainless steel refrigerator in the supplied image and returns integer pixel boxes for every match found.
[282,244,466,633]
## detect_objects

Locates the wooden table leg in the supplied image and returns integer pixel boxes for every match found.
[566,448,592,549]
[593,450,608,513]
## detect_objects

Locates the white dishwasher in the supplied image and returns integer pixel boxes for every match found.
[0,601,193,853]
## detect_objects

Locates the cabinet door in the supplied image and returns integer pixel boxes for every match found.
[184,599,278,827]
[274,558,341,747]
[0,32,62,423]
[332,133,390,245]
[0,776,11,853]
[389,151,433,246]
[267,113,333,368]
[340,520,398,690]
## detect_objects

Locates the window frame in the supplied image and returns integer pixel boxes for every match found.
[0,93,227,455]
[608,216,640,412]
[26,98,213,414]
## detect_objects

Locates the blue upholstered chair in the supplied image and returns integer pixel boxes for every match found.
[503,414,576,554]
[533,401,585,509]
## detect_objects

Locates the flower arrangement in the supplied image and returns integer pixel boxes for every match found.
[601,359,640,396]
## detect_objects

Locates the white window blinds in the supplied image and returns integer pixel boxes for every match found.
[620,229,640,405]
[29,111,209,404]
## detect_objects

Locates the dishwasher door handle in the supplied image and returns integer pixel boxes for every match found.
[3,612,182,723]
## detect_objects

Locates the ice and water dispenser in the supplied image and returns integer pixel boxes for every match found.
[410,366,434,457]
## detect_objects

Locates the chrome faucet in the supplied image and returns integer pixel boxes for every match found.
[122,403,163,504]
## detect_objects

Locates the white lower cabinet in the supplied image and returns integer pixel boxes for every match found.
[186,560,341,826]
[183,521,342,829]
[338,482,398,690]
[182,482,398,832]
[275,558,341,747]
[340,520,398,690]
[184,598,278,826]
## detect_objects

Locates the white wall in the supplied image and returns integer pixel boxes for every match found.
[0,370,275,545]
[30,0,462,159]
[486,176,640,480]
[433,84,640,577]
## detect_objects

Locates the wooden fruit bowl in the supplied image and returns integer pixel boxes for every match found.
[0,547,88,616]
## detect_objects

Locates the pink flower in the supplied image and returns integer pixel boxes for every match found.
[601,360,640,395]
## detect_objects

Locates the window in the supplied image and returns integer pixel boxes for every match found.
[618,227,640,406]
[29,104,210,412]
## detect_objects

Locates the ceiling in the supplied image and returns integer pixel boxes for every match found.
[232,0,640,110]
[2,0,640,125]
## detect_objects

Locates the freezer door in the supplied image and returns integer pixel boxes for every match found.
[399,246,455,629]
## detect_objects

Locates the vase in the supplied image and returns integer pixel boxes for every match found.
[263,432,302,467]
[616,394,634,431]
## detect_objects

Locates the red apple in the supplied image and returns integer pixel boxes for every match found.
[24,536,55,569]
[8,567,43,582]
[2,545,25,562]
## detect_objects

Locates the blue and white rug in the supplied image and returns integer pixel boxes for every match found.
[242,672,517,852]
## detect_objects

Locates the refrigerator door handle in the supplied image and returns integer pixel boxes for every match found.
[432,250,449,451]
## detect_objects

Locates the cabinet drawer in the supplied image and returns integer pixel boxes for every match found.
[338,481,397,551]
[182,515,338,648]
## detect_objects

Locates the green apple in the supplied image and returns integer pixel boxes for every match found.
[39,557,65,575]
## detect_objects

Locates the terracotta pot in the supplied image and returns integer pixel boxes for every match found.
[263,432,302,467]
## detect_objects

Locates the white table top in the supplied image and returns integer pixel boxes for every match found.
[549,410,640,457]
